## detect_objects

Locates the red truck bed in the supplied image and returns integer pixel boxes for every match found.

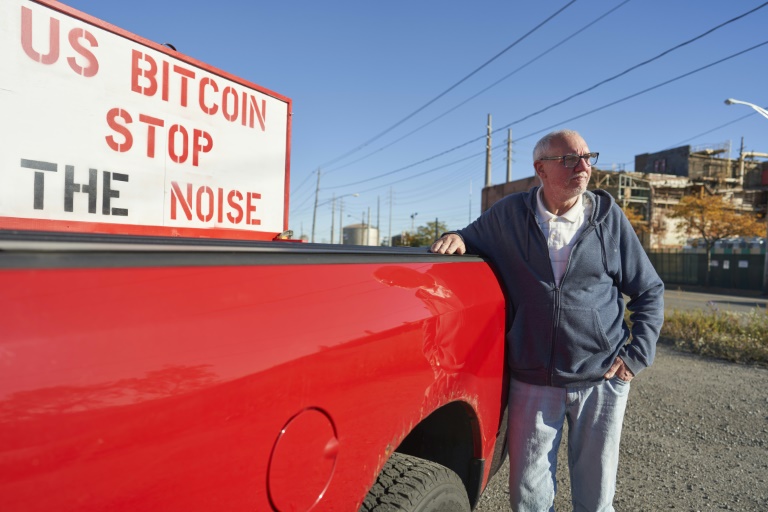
[0,231,508,511]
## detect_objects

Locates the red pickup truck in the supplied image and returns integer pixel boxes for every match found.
[0,231,508,511]
[0,2,509,510]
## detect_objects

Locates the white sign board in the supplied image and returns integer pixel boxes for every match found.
[0,0,291,240]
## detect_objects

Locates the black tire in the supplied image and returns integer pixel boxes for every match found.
[359,452,471,512]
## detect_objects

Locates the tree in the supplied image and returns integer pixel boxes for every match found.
[620,204,648,237]
[408,220,449,247]
[669,194,764,285]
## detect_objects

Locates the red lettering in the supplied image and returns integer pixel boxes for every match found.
[217,188,224,223]
[173,65,195,107]
[67,28,99,77]
[247,192,261,225]
[124,51,269,132]
[131,50,157,96]
[20,6,59,65]
[105,108,133,152]
[106,109,212,166]
[192,129,213,167]
[222,86,238,122]
[196,186,214,222]
[227,190,243,224]
[170,182,193,220]
[243,93,267,131]
[20,7,100,77]
[169,182,260,226]
[161,60,170,101]
[199,77,219,115]
[168,125,189,164]
[138,114,164,158]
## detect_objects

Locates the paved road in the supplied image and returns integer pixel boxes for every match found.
[476,287,768,511]
[663,286,768,314]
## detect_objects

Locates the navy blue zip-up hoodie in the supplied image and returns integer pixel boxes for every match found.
[457,187,664,388]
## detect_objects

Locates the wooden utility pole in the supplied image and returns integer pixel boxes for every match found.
[506,129,513,182]
[330,193,336,244]
[468,180,472,224]
[388,187,393,246]
[311,168,321,243]
[485,114,492,187]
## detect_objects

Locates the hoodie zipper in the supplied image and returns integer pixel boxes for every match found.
[545,224,595,386]
[528,208,560,387]
[540,196,599,386]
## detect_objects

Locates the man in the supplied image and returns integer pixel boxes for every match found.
[430,129,664,511]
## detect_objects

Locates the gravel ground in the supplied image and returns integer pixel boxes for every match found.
[476,343,768,511]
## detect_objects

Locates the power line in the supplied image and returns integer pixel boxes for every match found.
[290,169,316,196]
[493,1,768,135]
[326,38,768,192]
[351,152,484,196]
[321,0,766,178]
[668,111,761,148]
[325,0,633,173]
[512,40,768,142]
[317,0,578,170]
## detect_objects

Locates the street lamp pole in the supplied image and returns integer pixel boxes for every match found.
[724,98,768,294]
[335,193,359,244]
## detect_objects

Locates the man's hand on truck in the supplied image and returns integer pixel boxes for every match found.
[430,233,466,255]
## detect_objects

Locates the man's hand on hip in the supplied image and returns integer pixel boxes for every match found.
[604,356,634,382]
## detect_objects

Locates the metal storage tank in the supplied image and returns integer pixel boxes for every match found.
[342,223,379,246]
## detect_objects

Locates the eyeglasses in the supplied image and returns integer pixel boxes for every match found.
[538,152,599,168]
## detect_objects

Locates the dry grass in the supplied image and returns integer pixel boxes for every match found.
[660,304,768,366]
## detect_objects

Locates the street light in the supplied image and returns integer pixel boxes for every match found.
[724,98,768,294]
[724,98,768,120]
[334,193,359,244]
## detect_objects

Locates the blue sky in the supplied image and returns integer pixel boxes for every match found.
[61,0,768,243]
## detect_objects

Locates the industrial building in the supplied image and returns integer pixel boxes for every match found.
[482,142,768,250]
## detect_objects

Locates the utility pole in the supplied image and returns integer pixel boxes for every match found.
[506,129,513,182]
[388,187,393,246]
[469,180,472,224]
[311,168,321,243]
[485,114,492,187]
[330,193,336,244]
[435,217,439,242]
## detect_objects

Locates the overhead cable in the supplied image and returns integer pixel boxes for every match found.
[329,39,768,191]
[493,1,768,135]
[317,0,578,170]
[326,0,633,173]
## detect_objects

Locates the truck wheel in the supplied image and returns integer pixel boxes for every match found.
[359,452,470,512]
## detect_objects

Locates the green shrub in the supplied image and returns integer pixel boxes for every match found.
[660,304,768,366]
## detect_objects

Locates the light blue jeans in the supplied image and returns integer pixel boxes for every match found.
[507,377,630,512]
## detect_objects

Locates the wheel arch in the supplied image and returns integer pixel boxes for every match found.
[394,401,485,506]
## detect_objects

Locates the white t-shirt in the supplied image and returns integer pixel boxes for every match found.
[535,189,593,287]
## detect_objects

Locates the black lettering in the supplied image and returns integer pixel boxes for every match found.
[65,166,98,213]
[20,159,57,210]
[102,171,129,216]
